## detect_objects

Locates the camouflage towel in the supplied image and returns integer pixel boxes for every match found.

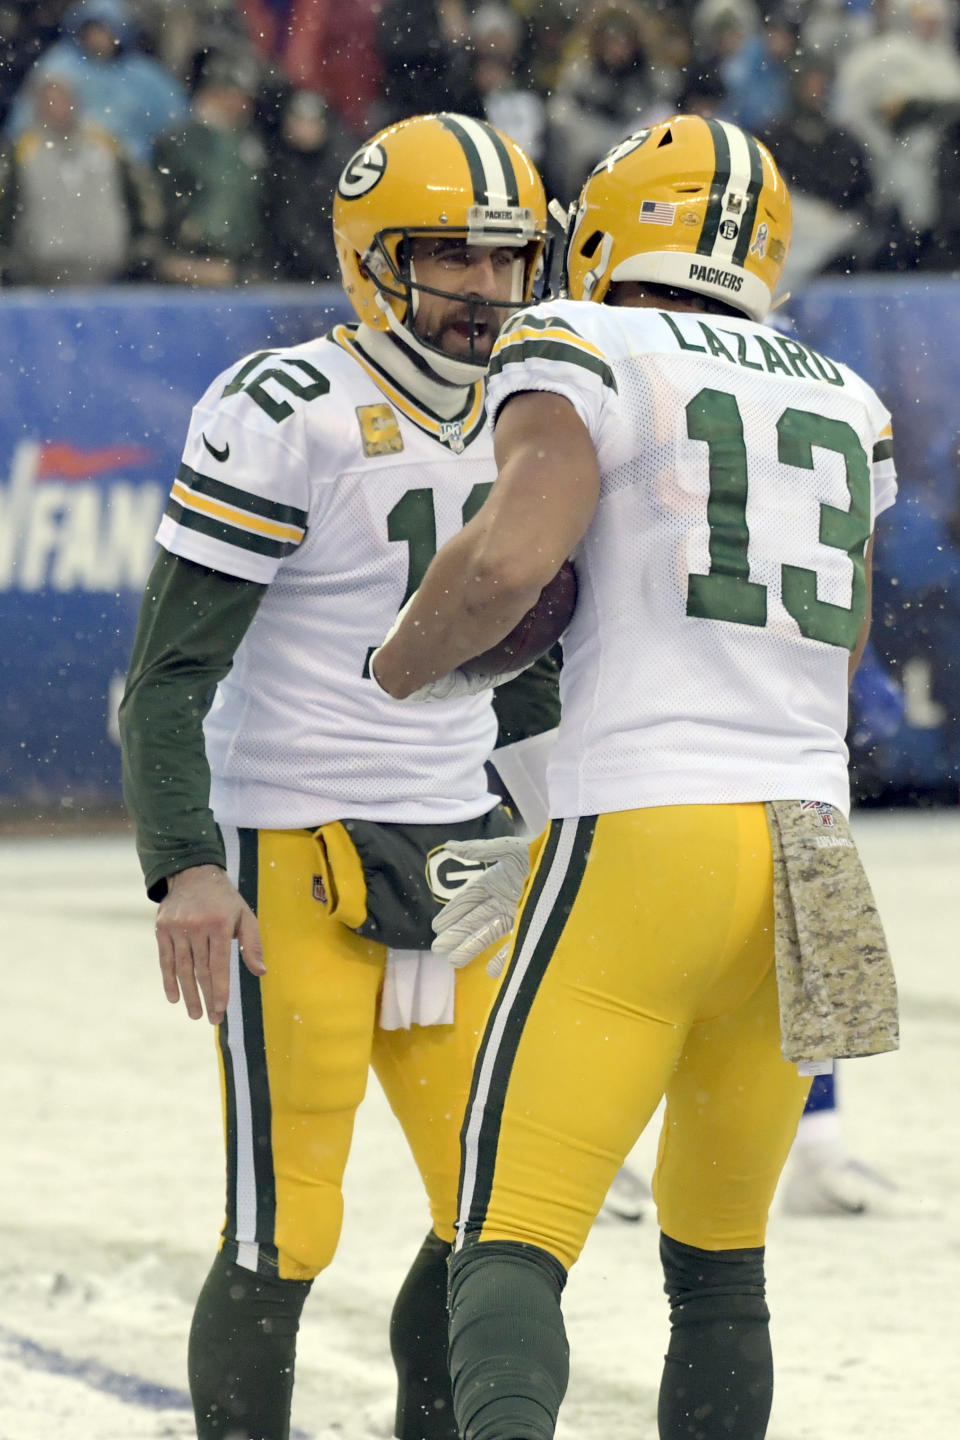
[765,799,899,1066]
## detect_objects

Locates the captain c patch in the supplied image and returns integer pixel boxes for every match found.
[357,403,403,457]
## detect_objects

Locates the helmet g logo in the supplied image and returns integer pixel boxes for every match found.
[590,129,650,177]
[338,144,387,198]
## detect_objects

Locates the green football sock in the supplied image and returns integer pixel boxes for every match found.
[188,1249,312,1439]
[448,1239,569,1440]
[658,1231,772,1440]
[390,1230,459,1440]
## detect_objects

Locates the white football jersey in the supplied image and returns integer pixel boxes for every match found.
[156,325,501,829]
[486,300,898,819]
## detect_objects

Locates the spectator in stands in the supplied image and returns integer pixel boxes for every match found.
[153,54,267,287]
[0,1,71,128]
[798,0,875,60]
[264,89,356,283]
[240,0,384,135]
[833,0,960,267]
[0,71,158,285]
[690,0,797,134]
[128,2,250,87]
[674,62,727,120]
[545,1,675,203]
[508,0,582,95]
[642,1,694,94]
[761,53,876,290]
[470,3,546,165]
[377,0,481,126]
[928,98,960,265]
[689,0,755,61]
[4,0,187,164]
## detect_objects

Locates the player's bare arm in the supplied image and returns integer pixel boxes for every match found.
[374,391,600,698]
[155,864,265,1025]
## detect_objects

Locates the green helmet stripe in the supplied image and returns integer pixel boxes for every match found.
[438,113,520,208]
[732,133,765,266]
[482,122,522,207]
[698,119,732,255]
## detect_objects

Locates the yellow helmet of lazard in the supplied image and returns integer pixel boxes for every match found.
[563,114,792,321]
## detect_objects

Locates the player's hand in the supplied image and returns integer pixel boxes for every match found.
[370,594,523,701]
[155,864,265,1025]
[431,837,531,971]
[372,654,501,701]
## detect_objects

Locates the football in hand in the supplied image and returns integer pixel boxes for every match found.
[460,559,577,684]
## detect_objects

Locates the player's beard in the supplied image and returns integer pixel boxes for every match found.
[417,298,506,365]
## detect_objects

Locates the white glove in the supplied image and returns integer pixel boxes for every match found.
[370,595,524,702]
[431,836,531,973]
[391,665,506,703]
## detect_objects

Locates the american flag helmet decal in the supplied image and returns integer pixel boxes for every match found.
[639,199,677,225]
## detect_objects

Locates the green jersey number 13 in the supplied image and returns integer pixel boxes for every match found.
[685,387,871,651]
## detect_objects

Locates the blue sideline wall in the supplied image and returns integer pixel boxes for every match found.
[0,279,958,807]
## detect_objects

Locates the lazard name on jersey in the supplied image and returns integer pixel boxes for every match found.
[660,311,846,385]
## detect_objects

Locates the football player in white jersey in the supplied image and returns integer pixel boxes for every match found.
[373,115,899,1440]
[119,113,558,1440]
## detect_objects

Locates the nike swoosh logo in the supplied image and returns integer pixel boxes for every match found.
[202,433,230,463]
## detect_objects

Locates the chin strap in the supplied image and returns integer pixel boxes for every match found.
[375,288,488,386]
[548,198,572,230]
[581,232,615,302]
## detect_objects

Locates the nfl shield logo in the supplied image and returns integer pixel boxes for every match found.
[800,800,835,826]
[440,421,465,453]
[312,875,328,903]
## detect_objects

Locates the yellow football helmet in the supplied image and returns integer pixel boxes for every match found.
[334,112,548,382]
[563,115,792,321]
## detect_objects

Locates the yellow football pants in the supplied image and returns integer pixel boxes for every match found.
[216,825,497,1281]
[457,804,811,1270]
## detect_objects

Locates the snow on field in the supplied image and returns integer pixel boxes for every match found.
[2,811,958,1440]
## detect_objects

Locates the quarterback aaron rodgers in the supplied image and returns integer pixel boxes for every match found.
[120,113,559,1440]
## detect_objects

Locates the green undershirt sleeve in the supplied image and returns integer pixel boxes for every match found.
[118,549,266,901]
[491,647,562,747]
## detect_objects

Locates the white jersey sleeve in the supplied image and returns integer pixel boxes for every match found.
[866,405,897,519]
[487,303,627,471]
[156,345,336,584]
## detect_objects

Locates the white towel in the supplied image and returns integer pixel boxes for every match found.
[489,726,557,836]
[379,947,456,1030]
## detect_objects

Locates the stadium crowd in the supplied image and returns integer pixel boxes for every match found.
[2,0,960,289]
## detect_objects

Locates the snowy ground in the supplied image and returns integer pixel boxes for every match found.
[2,809,959,1440]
